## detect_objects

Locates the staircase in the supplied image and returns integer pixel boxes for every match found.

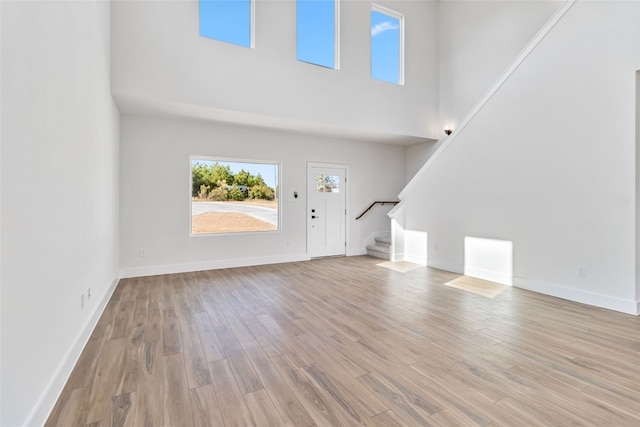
[366,236,391,260]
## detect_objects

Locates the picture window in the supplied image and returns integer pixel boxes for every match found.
[191,157,280,235]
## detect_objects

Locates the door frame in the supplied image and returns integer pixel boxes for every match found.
[306,162,350,257]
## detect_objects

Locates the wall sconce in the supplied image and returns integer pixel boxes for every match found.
[444,129,453,136]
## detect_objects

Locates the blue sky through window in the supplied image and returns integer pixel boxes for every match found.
[198,1,403,84]
[200,0,252,48]
[371,10,401,84]
[297,0,336,68]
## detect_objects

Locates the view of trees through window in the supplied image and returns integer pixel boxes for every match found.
[191,158,279,234]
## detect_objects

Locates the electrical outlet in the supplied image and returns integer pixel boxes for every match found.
[81,294,85,309]
[577,266,587,278]
[139,249,146,258]
[286,240,291,247]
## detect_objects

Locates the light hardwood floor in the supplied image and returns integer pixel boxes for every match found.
[46,256,640,426]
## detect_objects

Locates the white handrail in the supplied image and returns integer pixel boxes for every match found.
[397,0,577,201]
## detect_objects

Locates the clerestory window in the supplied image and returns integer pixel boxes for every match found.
[371,5,404,84]
[199,0,255,48]
[297,0,340,69]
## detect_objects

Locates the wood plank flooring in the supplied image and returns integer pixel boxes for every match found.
[46,256,640,426]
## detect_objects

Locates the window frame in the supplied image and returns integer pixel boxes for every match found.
[199,0,256,49]
[296,0,341,70]
[371,4,405,85]
[189,155,282,237]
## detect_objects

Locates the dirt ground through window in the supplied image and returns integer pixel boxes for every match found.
[191,212,277,234]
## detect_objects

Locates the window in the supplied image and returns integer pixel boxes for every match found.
[191,157,279,235]
[199,0,254,48]
[371,5,404,84]
[297,0,339,69]
[316,174,340,192]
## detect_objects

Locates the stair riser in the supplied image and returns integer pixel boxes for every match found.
[367,250,390,260]
[366,245,390,254]
[374,237,391,245]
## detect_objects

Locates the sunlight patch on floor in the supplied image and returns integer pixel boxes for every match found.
[376,261,422,273]
[443,275,508,298]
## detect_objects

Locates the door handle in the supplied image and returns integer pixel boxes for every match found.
[311,215,320,219]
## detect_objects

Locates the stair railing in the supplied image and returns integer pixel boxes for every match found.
[398,0,576,201]
[355,201,399,220]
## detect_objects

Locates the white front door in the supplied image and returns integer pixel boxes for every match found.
[307,164,347,258]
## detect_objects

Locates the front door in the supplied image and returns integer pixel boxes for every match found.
[307,164,347,258]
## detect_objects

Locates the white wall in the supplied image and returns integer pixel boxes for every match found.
[0,1,120,425]
[464,236,513,286]
[400,1,640,314]
[419,0,562,165]
[111,0,439,140]
[637,70,640,313]
[0,0,4,419]
[405,141,436,182]
[120,114,406,276]
[438,0,561,128]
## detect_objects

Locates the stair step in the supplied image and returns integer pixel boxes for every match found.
[367,236,391,260]
[367,249,390,260]
[375,236,391,245]
[366,244,390,254]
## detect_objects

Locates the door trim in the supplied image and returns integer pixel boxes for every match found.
[307,162,350,257]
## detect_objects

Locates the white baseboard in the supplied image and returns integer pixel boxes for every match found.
[27,273,120,427]
[427,260,464,275]
[120,253,310,278]
[347,247,367,256]
[390,251,404,262]
[404,255,427,266]
[464,266,512,286]
[514,277,639,316]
